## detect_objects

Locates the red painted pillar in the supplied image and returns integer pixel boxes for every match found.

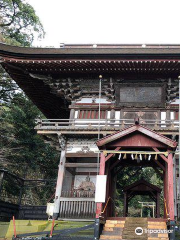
[164,163,168,218]
[168,153,174,220]
[96,152,106,218]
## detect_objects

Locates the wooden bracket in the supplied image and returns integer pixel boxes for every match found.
[152,147,168,163]
[105,147,121,162]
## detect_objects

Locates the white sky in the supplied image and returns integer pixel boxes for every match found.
[27,0,180,48]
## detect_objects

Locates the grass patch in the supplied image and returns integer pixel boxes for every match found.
[0,222,10,238]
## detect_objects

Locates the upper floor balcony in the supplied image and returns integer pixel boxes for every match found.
[35,117,179,136]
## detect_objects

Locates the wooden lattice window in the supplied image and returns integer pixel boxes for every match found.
[77,110,107,119]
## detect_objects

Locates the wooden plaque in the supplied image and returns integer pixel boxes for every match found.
[115,83,166,107]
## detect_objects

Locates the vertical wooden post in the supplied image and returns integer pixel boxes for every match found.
[0,171,4,197]
[70,109,75,126]
[123,192,127,217]
[96,152,106,218]
[164,162,168,218]
[166,110,170,127]
[53,149,66,219]
[13,216,17,237]
[110,109,115,126]
[18,180,24,206]
[173,156,177,219]
[156,192,160,218]
[168,153,175,220]
[50,219,55,237]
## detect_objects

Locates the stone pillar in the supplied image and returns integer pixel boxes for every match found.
[53,135,66,219]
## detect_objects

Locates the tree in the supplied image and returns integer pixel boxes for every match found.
[0,1,58,205]
[0,0,45,46]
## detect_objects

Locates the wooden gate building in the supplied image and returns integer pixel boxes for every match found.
[0,43,179,221]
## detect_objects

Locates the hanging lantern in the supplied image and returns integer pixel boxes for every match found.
[155,154,158,161]
[134,154,138,160]
[148,154,151,161]
[140,154,142,161]
[131,154,134,160]
[118,153,121,160]
[144,154,147,160]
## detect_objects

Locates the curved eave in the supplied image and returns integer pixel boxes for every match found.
[2,43,180,59]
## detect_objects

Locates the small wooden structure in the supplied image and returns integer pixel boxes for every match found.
[96,121,177,221]
[123,179,161,218]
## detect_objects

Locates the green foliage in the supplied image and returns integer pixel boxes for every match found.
[0,0,58,205]
[115,166,163,216]
[0,66,19,104]
[0,93,59,178]
[0,0,45,46]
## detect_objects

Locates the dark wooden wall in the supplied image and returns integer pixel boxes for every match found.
[18,206,47,220]
[0,202,47,221]
[0,201,19,221]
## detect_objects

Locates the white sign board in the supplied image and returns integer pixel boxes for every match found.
[95,175,107,203]
[46,203,54,217]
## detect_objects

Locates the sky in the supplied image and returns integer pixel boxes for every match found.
[27,0,180,47]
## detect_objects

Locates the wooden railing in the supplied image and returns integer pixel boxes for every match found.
[59,197,95,219]
[61,190,95,198]
[35,118,179,130]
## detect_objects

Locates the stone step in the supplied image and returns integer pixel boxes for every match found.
[123,228,146,232]
[124,224,147,227]
[148,222,166,225]
[148,238,169,240]
[122,236,148,239]
[99,218,169,240]
[126,217,147,221]
[105,223,125,228]
[103,227,124,232]
[147,226,167,230]
[100,235,122,239]
[106,220,125,224]
[102,230,123,235]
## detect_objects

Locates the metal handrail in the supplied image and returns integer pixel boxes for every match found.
[101,196,115,215]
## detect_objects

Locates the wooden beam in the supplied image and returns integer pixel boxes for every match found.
[105,147,121,162]
[152,147,168,163]
[74,172,97,175]
[66,168,75,175]
[66,152,98,158]
[110,159,122,170]
[152,166,163,179]
[152,159,165,172]
[65,163,99,168]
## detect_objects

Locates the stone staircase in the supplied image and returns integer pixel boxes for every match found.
[100,218,169,240]
[100,219,125,239]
